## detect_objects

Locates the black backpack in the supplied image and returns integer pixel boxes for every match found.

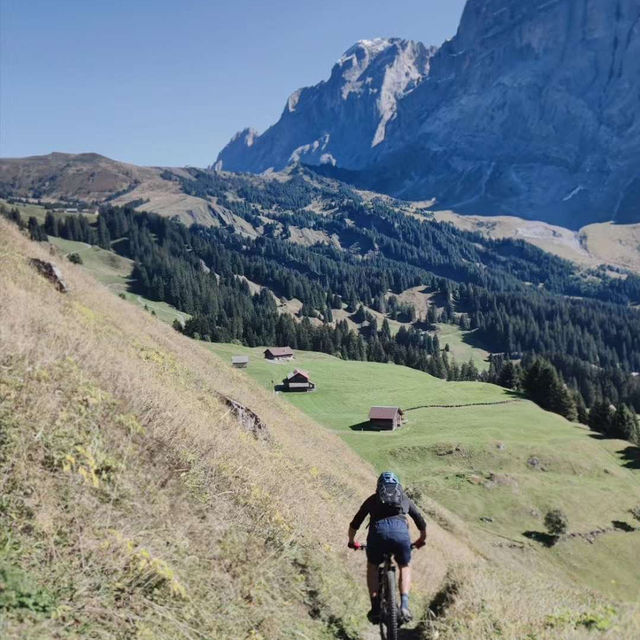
[376,481,409,514]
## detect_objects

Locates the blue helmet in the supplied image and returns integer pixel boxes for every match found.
[377,471,400,487]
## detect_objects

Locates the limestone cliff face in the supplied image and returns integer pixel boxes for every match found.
[374,0,640,226]
[216,0,640,226]
[215,39,435,173]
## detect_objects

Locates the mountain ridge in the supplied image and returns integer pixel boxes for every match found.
[4,151,640,273]
[215,38,437,173]
[216,0,640,228]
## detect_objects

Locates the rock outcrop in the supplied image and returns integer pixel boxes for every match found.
[216,0,640,227]
[215,38,436,173]
[29,258,69,293]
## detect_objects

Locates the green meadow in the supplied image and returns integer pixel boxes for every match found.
[47,236,188,325]
[209,342,640,600]
[433,322,490,371]
[0,199,98,225]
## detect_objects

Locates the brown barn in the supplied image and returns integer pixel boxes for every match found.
[282,369,315,392]
[231,355,249,368]
[264,346,294,362]
[369,406,404,430]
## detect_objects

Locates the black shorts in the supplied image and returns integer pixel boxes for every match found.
[366,516,412,567]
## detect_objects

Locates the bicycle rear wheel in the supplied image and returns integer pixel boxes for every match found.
[381,568,398,640]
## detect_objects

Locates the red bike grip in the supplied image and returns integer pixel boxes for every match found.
[348,542,367,550]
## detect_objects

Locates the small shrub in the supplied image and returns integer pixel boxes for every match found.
[576,606,617,631]
[67,252,83,264]
[118,292,126,300]
[544,509,569,536]
[0,563,55,614]
[630,505,640,521]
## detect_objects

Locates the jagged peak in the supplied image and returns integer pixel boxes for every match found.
[337,37,400,64]
[229,127,259,146]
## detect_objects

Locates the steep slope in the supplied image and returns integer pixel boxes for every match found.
[0,219,383,639]
[216,38,436,173]
[217,0,640,227]
[3,220,640,639]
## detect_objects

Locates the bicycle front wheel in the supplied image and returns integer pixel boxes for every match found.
[382,568,398,640]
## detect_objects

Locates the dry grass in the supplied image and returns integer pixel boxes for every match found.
[0,219,378,638]
[1,219,639,639]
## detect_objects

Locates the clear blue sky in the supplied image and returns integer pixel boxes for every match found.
[1,0,466,167]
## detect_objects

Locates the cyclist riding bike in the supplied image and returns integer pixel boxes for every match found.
[348,471,427,624]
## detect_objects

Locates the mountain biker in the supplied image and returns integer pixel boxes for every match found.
[348,471,427,624]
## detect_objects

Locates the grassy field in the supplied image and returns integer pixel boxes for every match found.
[47,236,188,325]
[0,199,98,225]
[209,343,640,601]
[433,323,490,371]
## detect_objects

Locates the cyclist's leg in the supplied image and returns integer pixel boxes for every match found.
[390,521,412,591]
[366,532,384,622]
[389,520,413,622]
[398,564,411,596]
[367,561,379,598]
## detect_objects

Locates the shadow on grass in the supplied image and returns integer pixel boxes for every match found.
[273,384,316,393]
[612,520,637,532]
[412,320,435,331]
[523,531,557,547]
[459,328,490,351]
[585,434,640,470]
[618,445,640,470]
[349,421,380,432]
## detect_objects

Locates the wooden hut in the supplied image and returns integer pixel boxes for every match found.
[264,346,294,362]
[368,406,404,431]
[232,355,249,368]
[282,369,315,392]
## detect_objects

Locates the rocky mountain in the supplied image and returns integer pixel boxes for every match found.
[216,0,640,228]
[215,38,436,173]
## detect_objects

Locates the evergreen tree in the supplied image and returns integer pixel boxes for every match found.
[588,400,613,435]
[28,217,47,241]
[612,404,639,442]
[44,211,58,236]
[497,361,517,389]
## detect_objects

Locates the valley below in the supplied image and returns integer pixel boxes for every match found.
[4,0,640,638]
[2,215,640,639]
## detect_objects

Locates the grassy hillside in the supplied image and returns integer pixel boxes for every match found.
[432,323,489,371]
[3,219,640,639]
[434,210,640,275]
[0,219,383,639]
[209,344,640,603]
[46,236,188,324]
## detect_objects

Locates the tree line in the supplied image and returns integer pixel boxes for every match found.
[4,180,640,445]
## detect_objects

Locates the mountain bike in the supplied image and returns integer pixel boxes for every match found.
[353,543,419,640]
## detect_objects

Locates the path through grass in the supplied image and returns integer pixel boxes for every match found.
[209,342,640,600]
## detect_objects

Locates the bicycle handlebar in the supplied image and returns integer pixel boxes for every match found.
[349,542,423,551]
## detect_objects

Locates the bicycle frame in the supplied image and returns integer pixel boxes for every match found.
[352,542,419,640]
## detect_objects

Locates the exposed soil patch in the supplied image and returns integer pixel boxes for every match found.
[219,394,271,441]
